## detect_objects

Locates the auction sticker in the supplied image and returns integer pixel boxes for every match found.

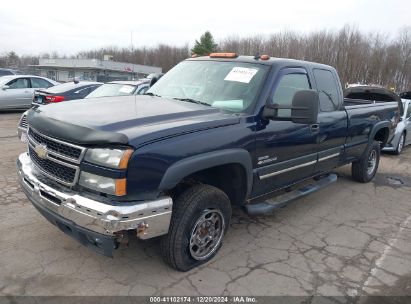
[224,67,258,83]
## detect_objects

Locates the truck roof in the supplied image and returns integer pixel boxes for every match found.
[187,55,335,71]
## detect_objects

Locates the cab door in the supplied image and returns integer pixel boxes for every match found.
[253,68,319,197]
[312,68,347,173]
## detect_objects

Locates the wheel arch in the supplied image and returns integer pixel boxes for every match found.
[158,149,253,204]
[370,122,390,147]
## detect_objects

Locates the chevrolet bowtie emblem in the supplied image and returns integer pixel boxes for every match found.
[35,144,48,159]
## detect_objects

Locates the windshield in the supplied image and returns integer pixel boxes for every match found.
[147,60,269,113]
[86,83,136,98]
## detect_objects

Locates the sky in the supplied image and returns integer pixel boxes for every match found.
[0,0,409,56]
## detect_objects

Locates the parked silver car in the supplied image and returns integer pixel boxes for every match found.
[383,99,411,154]
[0,75,58,110]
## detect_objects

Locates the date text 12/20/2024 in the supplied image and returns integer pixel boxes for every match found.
[149,296,257,303]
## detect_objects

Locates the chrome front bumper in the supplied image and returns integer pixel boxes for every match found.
[17,152,173,239]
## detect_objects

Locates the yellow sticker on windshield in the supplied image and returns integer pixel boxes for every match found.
[224,67,258,83]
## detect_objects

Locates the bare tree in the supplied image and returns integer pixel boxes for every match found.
[1,25,410,91]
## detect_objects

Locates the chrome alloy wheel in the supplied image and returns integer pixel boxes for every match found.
[189,209,225,261]
[367,150,377,176]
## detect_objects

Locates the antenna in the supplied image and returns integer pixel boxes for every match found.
[131,31,134,52]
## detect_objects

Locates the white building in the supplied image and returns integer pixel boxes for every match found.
[31,58,162,82]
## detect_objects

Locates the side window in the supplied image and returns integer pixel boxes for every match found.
[272,73,310,117]
[313,69,340,112]
[137,86,149,95]
[7,78,29,89]
[31,78,53,88]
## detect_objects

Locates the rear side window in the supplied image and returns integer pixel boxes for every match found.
[313,69,340,112]
[31,77,52,88]
[272,73,311,117]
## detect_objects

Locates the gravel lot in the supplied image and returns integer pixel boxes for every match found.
[0,112,410,297]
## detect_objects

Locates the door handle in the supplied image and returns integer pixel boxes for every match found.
[310,124,320,133]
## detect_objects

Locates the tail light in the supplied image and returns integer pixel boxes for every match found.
[45,95,65,103]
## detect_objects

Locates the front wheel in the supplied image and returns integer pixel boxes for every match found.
[351,141,380,183]
[160,184,231,271]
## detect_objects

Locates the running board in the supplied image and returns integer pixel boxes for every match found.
[245,173,337,216]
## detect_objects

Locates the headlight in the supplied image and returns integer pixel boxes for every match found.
[79,172,126,196]
[84,148,133,169]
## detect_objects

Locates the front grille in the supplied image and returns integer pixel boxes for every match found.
[29,146,77,185]
[19,114,28,129]
[28,128,83,160]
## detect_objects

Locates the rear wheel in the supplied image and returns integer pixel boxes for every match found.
[352,141,380,183]
[160,184,231,271]
[394,133,405,155]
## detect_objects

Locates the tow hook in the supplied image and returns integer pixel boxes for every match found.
[137,222,149,237]
[115,231,129,246]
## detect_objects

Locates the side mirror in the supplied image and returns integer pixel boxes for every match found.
[148,73,164,87]
[262,89,319,125]
[291,90,319,124]
[1,85,9,90]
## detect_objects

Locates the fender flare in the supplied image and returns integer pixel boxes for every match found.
[369,121,390,145]
[158,149,253,199]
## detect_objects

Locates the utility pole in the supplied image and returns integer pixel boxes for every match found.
[131,31,134,52]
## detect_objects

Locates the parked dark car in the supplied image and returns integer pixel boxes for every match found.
[0,68,20,76]
[344,85,401,103]
[32,81,102,105]
[18,54,400,271]
[399,91,411,100]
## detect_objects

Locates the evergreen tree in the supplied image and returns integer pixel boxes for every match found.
[191,31,218,56]
[7,51,20,67]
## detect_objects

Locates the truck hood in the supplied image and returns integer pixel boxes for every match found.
[27,95,240,146]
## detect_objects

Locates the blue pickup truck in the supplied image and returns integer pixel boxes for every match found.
[17,53,400,271]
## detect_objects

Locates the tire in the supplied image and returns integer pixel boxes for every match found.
[394,133,405,155]
[351,140,380,183]
[160,184,231,271]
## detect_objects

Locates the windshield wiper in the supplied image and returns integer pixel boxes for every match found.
[173,97,211,107]
[144,92,162,97]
